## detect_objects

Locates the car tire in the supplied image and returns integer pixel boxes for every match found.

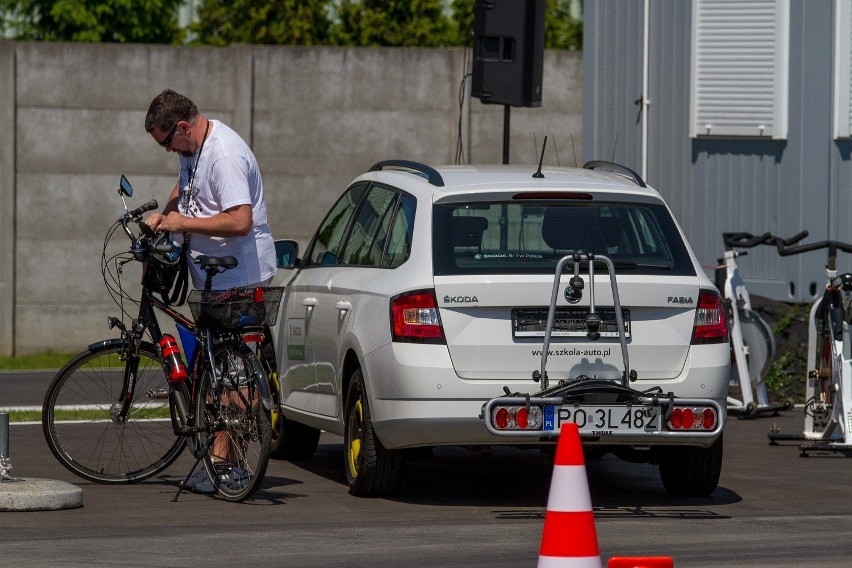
[658,434,724,497]
[344,368,402,497]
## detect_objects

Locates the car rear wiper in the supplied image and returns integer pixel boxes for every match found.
[611,260,673,271]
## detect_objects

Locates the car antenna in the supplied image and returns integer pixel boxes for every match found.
[533,135,547,178]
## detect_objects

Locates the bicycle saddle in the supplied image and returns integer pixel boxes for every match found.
[195,255,238,270]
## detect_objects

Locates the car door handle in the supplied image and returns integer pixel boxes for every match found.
[335,301,352,312]
[302,297,318,308]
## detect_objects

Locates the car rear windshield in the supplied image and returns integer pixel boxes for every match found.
[432,201,695,276]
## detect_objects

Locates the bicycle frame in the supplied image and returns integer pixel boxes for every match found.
[801,265,852,449]
[766,236,852,454]
[717,233,785,416]
[42,176,275,501]
[112,286,204,434]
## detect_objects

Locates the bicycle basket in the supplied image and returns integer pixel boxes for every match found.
[188,286,284,330]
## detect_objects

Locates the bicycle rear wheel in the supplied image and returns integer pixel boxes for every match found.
[196,341,271,501]
[42,341,186,483]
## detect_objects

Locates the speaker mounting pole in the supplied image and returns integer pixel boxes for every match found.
[470,0,545,164]
[503,105,511,164]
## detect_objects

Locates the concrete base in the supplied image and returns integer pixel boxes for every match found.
[0,478,83,511]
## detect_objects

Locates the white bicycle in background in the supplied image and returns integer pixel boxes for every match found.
[716,232,797,417]
[766,233,852,455]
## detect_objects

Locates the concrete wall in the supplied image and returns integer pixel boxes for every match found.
[0,41,582,355]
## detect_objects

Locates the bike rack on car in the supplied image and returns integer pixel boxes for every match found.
[480,252,725,440]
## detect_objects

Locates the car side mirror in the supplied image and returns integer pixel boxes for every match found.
[275,240,299,269]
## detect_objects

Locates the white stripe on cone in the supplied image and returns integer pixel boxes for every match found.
[538,556,603,568]
[545,465,593,512]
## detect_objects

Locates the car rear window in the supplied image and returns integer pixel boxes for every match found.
[432,201,695,276]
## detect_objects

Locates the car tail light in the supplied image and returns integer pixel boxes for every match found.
[490,405,543,431]
[667,407,717,431]
[390,289,445,344]
[691,289,728,344]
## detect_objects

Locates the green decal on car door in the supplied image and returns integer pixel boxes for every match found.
[287,318,305,360]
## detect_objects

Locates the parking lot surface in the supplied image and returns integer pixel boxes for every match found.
[1,409,851,567]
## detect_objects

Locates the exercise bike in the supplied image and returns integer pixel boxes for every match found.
[766,232,852,455]
[716,232,796,417]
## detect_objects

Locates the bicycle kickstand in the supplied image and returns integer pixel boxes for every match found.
[172,436,214,503]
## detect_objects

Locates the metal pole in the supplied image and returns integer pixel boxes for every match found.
[0,412,8,459]
[0,411,13,480]
[502,105,511,164]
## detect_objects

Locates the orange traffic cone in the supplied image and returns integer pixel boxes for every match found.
[537,423,602,568]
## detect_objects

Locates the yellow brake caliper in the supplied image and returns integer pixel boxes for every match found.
[348,399,363,477]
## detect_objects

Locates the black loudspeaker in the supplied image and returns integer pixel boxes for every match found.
[471,0,545,108]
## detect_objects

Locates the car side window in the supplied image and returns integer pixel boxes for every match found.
[307,183,367,266]
[384,194,415,268]
[341,185,399,267]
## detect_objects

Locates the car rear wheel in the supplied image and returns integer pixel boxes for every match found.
[344,368,402,497]
[658,434,724,497]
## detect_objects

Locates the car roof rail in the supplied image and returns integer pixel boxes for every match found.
[583,160,647,188]
[369,160,445,187]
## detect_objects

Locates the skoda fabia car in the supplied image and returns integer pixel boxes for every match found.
[268,160,729,497]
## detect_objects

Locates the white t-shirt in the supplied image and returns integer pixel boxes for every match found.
[177,120,277,289]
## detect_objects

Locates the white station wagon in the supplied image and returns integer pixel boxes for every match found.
[268,160,729,497]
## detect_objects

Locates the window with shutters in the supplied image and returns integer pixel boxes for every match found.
[690,0,789,139]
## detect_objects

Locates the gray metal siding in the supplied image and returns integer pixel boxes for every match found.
[583,0,643,170]
[648,0,694,240]
[587,0,852,303]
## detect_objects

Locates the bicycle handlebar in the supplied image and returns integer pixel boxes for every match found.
[723,230,809,250]
[774,236,852,257]
[723,232,773,248]
[128,199,159,219]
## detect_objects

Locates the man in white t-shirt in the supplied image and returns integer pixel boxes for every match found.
[144,89,276,290]
[144,89,276,494]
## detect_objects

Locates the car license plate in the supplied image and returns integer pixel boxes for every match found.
[543,404,658,435]
[512,307,630,338]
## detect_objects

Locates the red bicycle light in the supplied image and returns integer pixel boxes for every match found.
[242,332,265,344]
[254,287,264,303]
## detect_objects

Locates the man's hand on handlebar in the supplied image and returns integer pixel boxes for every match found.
[146,211,185,234]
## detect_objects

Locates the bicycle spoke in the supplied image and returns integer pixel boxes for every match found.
[43,344,186,483]
[196,342,270,501]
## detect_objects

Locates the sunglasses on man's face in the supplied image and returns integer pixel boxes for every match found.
[158,122,179,148]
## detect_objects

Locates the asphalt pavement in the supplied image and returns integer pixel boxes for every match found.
[1,373,852,567]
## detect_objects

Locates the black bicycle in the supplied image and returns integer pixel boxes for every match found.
[42,175,281,501]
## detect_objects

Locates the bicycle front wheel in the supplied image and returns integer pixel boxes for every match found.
[196,341,271,502]
[42,341,186,483]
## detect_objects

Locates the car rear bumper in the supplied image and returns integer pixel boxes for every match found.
[364,342,727,449]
